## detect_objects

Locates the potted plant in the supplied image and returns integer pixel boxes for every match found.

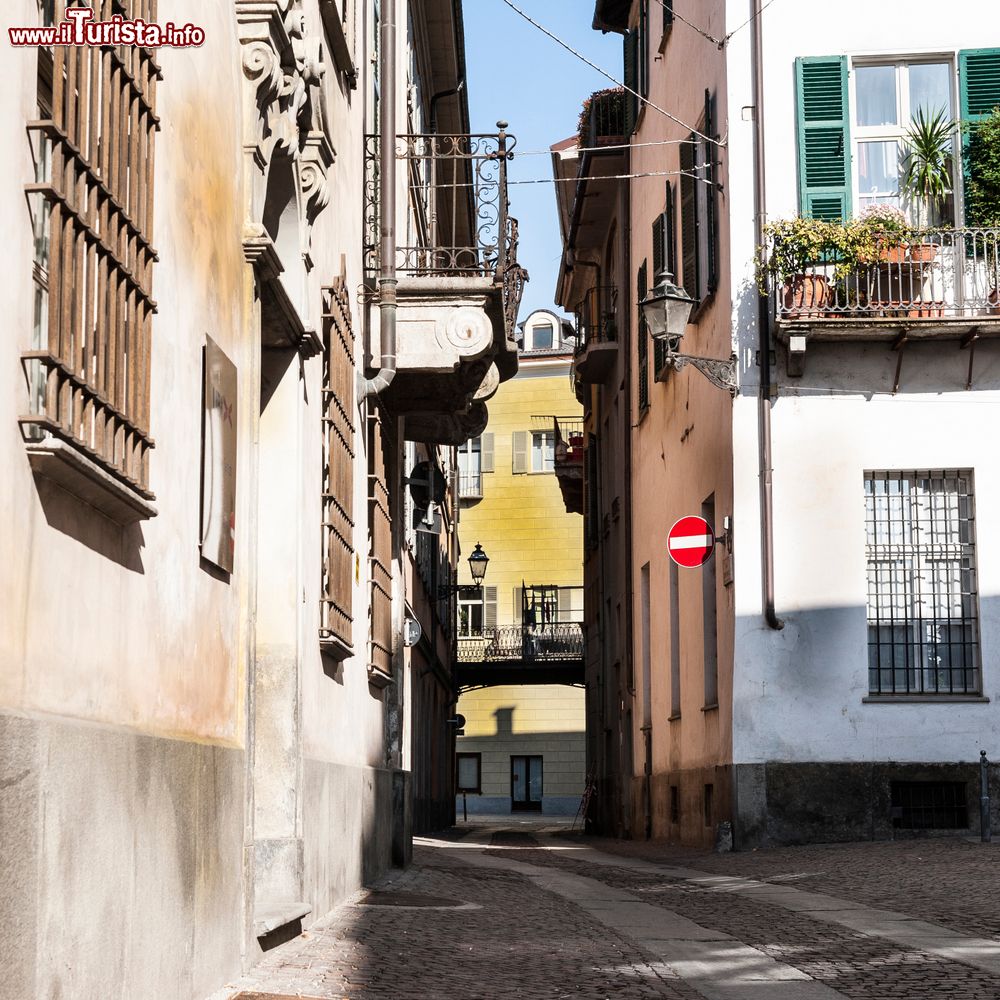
[964,107,1000,313]
[847,205,910,265]
[901,107,955,262]
[760,217,845,317]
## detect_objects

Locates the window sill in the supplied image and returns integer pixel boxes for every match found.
[25,436,157,525]
[319,632,354,662]
[701,702,719,713]
[367,663,395,688]
[668,712,681,722]
[862,695,989,704]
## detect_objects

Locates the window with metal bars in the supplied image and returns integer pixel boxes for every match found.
[320,281,356,653]
[368,409,393,679]
[637,259,649,411]
[891,781,968,829]
[23,0,161,500]
[865,471,981,696]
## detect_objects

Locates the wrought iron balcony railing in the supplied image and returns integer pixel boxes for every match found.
[578,88,626,149]
[771,227,1000,324]
[457,624,584,664]
[575,285,618,352]
[554,417,584,467]
[458,470,483,499]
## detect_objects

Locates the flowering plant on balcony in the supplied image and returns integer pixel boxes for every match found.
[577,87,625,148]
[844,206,910,266]
[758,217,848,316]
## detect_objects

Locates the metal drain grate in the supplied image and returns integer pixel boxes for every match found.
[359,890,465,908]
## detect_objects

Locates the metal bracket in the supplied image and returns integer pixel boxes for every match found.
[662,350,739,396]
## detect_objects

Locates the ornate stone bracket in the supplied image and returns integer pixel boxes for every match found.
[236,0,335,275]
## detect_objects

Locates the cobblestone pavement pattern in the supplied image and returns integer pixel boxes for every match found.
[214,828,1000,1000]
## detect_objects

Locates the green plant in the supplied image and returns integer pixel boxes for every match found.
[577,88,625,148]
[844,206,909,266]
[758,217,846,291]
[902,107,955,228]
[965,107,1000,229]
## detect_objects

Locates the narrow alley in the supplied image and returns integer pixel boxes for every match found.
[218,823,1000,1000]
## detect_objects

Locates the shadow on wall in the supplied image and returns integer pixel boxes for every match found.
[33,472,146,573]
[494,706,514,737]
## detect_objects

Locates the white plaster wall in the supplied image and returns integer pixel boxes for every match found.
[724,0,1000,765]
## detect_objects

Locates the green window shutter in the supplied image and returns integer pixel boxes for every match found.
[484,587,498,631]
[703,89,718,293]
[624,29,639,135]
[960,49,1000,120]
[480,433,494,473]
[959,49,1000,225]
[679,135,700,299]
[637,259,649,409]
[795,56,851,221]
[512,431,528,474]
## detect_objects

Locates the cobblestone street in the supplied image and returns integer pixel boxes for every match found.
[214,825,1000,1000]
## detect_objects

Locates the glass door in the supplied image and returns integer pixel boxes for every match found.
[511,755,543,811]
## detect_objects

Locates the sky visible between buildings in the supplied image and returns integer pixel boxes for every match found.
[464,0,620,323]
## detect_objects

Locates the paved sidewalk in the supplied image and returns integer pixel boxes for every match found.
[212,827,1000,1000]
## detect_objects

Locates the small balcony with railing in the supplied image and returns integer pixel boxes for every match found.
[456,623,584,688]
[458,469,483,500]
[574,285,619,384]
[766,225,1000,378]
[553,416,584,515]
[364,124,527,444]
[578,88,626,149]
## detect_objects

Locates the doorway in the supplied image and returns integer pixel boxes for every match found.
[511,755,543,811]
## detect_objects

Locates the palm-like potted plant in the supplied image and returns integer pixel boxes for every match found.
[901,107,955,262]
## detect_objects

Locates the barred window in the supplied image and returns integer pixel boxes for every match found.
[368,409,393,679]
[320,282,356,653]
[24,0,160,499]
[865,471,981,696]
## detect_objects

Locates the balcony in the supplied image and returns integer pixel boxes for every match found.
[456,624,584,688]
[578,88,626,149]
[553,417,584,515]
[458,469,483,500]
[574,285,618,384]
[364,126,527,444]
[769,227,1000,379]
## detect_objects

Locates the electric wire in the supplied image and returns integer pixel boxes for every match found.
[498,0,725,148]
[509,166,715,186]
[654,0,780,48]
[514,137,700,157]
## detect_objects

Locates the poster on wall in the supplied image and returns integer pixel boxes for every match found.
[200,335,238,573]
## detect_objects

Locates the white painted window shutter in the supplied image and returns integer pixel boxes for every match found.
[481,433,494,472]
[484,586,498,630]
[512,431,528,474]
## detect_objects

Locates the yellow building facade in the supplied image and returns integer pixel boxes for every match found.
[455,311,586,815]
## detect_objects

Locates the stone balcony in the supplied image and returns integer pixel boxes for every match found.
[364,128,527,444]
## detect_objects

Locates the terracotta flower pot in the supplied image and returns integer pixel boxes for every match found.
[908,242,939,264]
[989,289,1000,316]
[781,274,831,318]
[907,302,945,319]
[879,245,908,264]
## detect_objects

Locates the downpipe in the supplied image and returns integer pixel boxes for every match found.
[360,0,397,400]
[750,0,783,631]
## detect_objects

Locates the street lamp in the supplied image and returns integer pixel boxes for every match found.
[641,270,696,341]
[467,542,489,586]
[439,542,490,597]
[640,271,738,396]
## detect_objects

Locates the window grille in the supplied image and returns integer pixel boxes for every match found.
[891,780,968,829]
[368,410,393,678]
[320,281,356,650]
[24,0,161,497]
[865,471,980,696]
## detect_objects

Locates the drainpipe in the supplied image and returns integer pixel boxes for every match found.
[750,0,783,631]
[361,0,397,400]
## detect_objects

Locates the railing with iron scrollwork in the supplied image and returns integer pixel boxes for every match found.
[457,623,584,664]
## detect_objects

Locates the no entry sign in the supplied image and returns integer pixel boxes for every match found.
[668,515,715,568]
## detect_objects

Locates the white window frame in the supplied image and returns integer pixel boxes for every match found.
[458,590,485,638]
[849,55,963,225]
[526,320,555,352]
[530,430,555,473]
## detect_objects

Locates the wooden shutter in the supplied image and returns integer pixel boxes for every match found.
[480,432,494,472]
[960,49,1000,121]
[513,587,523,625]
[652,215,665,280]
[662,0,673,37]
[639,0,650,99]
[624,29,639,136]
[512,431,528,474]
[795,56,851,221]
[484,586,498,631]
[959,49,1000,223]
[702,90,718,294]
[680,137,700,300]
[637,259,649,410]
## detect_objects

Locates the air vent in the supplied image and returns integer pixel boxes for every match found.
[890,780,968,830]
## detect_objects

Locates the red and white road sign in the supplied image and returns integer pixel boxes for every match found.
[667,515,715,568]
